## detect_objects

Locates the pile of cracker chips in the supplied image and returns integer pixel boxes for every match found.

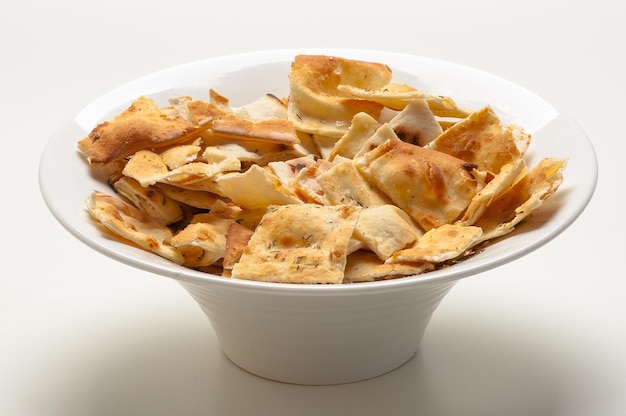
[78,55,566,284]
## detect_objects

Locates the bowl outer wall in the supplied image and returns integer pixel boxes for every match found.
[178,277,458,385]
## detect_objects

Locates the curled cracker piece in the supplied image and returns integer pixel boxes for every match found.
[172,89,298,145]
[457,158,527,226]
[231,204,361,284]
[211,114,300,145]
[474,157,567,243]
[122,149,241,188]
[387,224,483,264]
[205,91,300,145]
[288,158,334,205]
[86,190,184,264]
[113,176,184,225]
[169,212,233,268]
[223,222,254,270]
[337,83,470,117]
[78,96,199,166]
[155,183,223,210]
[287,55,391,138]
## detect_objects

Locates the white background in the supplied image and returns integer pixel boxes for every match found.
[1,1,624,415]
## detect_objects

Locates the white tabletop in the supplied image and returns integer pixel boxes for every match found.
[2,1,624,415]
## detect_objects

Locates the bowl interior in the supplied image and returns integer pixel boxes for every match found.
[39,48,598,292]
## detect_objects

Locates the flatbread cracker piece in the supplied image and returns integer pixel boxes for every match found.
[352,123,401,158]
[387,224,483,264]
[388,99,443,147]
[353,205,421,261]
[168,96,196,125]
[426,106,531,174]
[169,222,228,268]
[234,93,289,120]
[268,155,319,188]
[159,143,202,169]
[328,112,381,161]
[231,204,361,284]
[85,190,184,264]
[121,150,170,186]
[355,139,478,230]
[168,210,235,267]
[343,250,434,283]
[216,164,302,210]
[78,96,199,166]
[317,159,391,208]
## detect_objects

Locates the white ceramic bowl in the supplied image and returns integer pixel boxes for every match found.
[39,49,597,385]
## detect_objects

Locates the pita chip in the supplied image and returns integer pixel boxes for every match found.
[231,204,360,284]
[387,224,483,264]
